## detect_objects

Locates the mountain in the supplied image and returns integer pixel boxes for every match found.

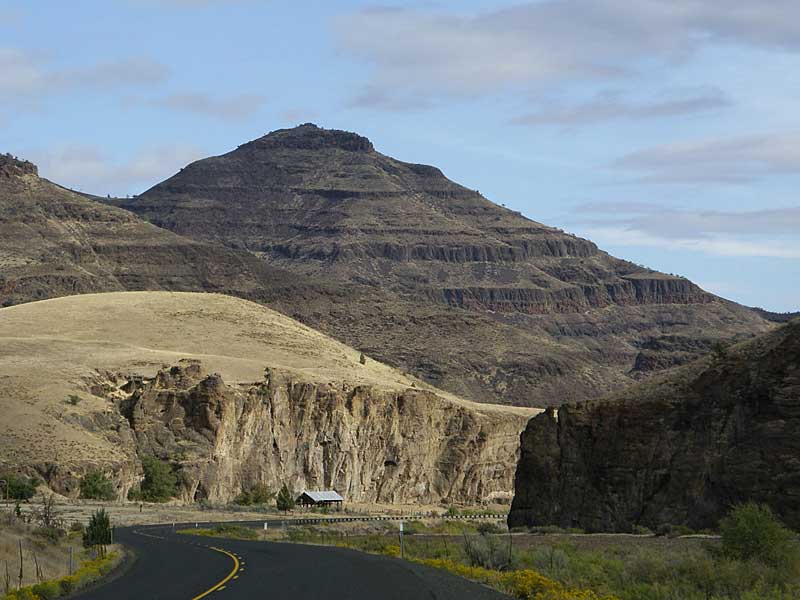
[507,318,800,532]
[0,153,313,309]
[114,124,771,407]
[0,291,535,504]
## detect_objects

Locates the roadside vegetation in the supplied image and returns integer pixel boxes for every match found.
[1,496,121,600]
[180,503,800,600]
[79,472,115,502]
[0,475,39,502]
[126,457,177,503]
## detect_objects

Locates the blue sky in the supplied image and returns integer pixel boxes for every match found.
[2,0,798,311]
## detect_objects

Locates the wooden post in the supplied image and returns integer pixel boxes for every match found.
[18,540,23,589]
[32,551,41,583]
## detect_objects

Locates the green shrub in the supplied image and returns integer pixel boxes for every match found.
[33,526,67,544]
[0,473,39,500]
[463,533,511,570]
[70,521,85,533]
[80,471,115,501]
[59,576,77,595]
[720,502,796,567]
[655,523,694,538]
[139,456,177,502]
[276,484,294,512]
[233,484,273,506]
[31,580,61,599]
[83,508,112,553]
[211,524,258,539]
[65,394,81,405]
[477,521,505,535]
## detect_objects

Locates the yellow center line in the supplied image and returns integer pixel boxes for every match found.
[191,547,241,600]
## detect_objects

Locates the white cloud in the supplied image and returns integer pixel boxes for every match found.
[585,226,800,259]
[512,88,730,126]
[30,143,206,195]
[151,92,267,120]
[335,1,800,107]
[573,204,800,259]
[0,48,168,106]
[615,132,800,183]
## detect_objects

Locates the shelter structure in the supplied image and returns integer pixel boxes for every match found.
[296,490,344,508]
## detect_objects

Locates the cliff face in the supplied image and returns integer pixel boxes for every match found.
[508,319,800,532]
[0,162,314,308]
[114,361,525,504]
[0,292,534,505]
[111,123,770,407]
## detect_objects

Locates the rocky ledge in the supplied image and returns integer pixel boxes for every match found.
[0,153,37,178]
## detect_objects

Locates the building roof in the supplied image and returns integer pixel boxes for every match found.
[298,490,344,502]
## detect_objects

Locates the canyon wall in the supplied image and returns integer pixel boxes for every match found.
[508,319,800,532]
[55,361,530,505]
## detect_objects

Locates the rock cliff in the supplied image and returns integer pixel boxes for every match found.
[113,361,526,504]
[112,123,771,406]
[0,292,534,504]
[508,319,800,531]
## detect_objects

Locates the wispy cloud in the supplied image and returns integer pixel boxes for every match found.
[0,48,168,106]
[150,92,267,120]
[30,143,205,195]
[512,88,730,126]
[614,132,800,183]
[572,203,800,259]
[336,1,800,108]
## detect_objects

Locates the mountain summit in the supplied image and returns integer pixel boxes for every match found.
[116,125,769,405]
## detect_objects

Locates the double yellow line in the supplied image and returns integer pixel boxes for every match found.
[191,547,241,600]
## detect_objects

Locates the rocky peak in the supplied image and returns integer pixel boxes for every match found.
[0,153,38,179]
[248,123,374,153]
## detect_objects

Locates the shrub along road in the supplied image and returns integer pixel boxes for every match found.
[76,523,509,599]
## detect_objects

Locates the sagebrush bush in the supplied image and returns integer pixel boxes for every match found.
[463,533,511,570]
[720,502,796,567]
[79,471,115,501]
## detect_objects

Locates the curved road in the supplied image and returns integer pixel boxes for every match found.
[78,523,509,599]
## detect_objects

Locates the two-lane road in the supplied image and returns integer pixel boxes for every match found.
[79,524,509,599]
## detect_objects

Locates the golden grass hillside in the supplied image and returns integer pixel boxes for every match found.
[0,291,538,473]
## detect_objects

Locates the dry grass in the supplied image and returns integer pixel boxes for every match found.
[0,516,112,589]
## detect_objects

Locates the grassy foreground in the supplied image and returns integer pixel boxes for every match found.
[181,513,800,600]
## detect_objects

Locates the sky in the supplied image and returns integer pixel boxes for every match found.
[1,0,798,311]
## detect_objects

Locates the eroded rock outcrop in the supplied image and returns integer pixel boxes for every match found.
[508,319,800,531]
[106,361,530,504]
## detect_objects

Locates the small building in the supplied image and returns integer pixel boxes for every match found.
[296,490,344,508]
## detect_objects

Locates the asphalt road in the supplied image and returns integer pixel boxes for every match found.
[77,523,510,599]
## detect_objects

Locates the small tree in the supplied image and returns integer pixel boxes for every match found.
[32,493,62,530]
[0,473,38,500]
[276,484,294,513]
[720,502,794,566]
[80,471,116,501]
[234,484,273,506]
[359,352,366,365]
[83,509,112,558]
[139,456,177,503]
